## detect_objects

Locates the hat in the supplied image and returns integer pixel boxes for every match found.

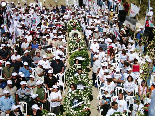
[55,56,60,59]
[18,72,25,77]
[94,39,97,41]
[12,72,17,76]
[106,75,112,79]
[48,70,53,74]
[30,75,35,78]
[31,94,38,99]
[12,56,16,61]
[116,68,120,72]
[59,45,63,49]
[24,50,29,54]
[3,90,9,94]
[20,81,27,85]
[7,80,12,84]
[32,104,40,110]
[94,55,99,58]
[129,40,134,43]
[53,85,58,89]
[11,105,20,111]
[104,69,109,73]
[6,61,11,65]
[43,55,47,59]
[36,80,43,85]
[24,62,28,65]
[16,55,21,60]
[47,48,51,51]
[130,48,134,51]
[7,44,11,47]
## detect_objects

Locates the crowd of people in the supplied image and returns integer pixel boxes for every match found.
[0,0,154,116]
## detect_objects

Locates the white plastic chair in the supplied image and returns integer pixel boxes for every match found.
[19,102,27,116]
[126,96,134,108]
[114,86,124,96]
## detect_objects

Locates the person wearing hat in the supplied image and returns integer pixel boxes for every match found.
[124,67,136,82]
[21,38,29,52]
[35,80,47,109]
[90,39,99,67]
[52,36,58,47]
[128,49,136,64]
[36,45,46,57]
[16,81,31,105]
[22,50,32,66]
[35,60,44,81]
[55,36,65,49]
[3,61,14,80]
[0,76,6,89]
[92,55,101,86]
[33,50,43,65]
[19,62,32,81]
[0,44,10,61]
[31,104,42,116]
[0,90,15,115]
[27,75,36,90]
[11,54,22,73]
[45,70,57,90]
[4,80,17,99]
[49,85,62,115]
[51,55,64,74]
[30,94,39,108]
[9,105,23,116]
[46,48,54,62]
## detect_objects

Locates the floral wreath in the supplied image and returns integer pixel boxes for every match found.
[67,19,81,32]
[63,90,91,116]
[69,30,82,39]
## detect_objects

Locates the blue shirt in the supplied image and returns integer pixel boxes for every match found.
[0,82,7,89]
[0,95,15,112]
[32,44,38,49]
[19,67,31,77]
[102,98,110,105]
[136,32,141,40]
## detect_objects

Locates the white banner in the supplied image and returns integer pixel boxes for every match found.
[130,3,140,17]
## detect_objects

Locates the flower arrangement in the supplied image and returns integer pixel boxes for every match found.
[67,19,82,32]
[69,30,82,39]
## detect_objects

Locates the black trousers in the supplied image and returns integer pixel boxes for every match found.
[92,73,96,86]
[101,104,110,116]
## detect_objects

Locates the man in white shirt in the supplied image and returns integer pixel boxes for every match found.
[106,101,118,116]
[21,38,29,51]
[116,93,127,113]
[92,55,101,86]
[128,49,136,64]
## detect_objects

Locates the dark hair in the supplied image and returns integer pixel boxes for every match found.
[112,101,117,106]
[127,76,133,82]
[134,58,138,63]
[70,83,77,90]
[122,49,126,55]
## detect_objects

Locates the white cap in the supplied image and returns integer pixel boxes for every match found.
[116,68,120,72]
[43,55,47,59]
[59,45,63,49]
[12,56,16,61]
[12,72,17,76]
[94,55,99,58]
[3,90,9,94]
[6,61,11,65]
[32,104,40,110]
[55,56,60,59]
[11,105,20,111]
[31,94,38,99]
[7,44,11,47]
[130,48,134,51]
[36,80,43,85]
[20,81,27,85]
[47,48,51,51]
[30,75,35,78]
[16,55,21,60]
[24,62,28,65]
[106,75,112,79]
[127,67,132,71]
[1,44,5,47]
[18,72,25,77]
[53,85,58,89]
[48,70,53,74]
[24,50,29,54]
[7,80,12,84]
[94,39,97,41]
[104,69,109,73]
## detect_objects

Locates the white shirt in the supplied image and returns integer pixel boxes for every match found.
[49,91,62,107]
[104,81,115,94]
[41,60,51,69]
[93,59,101,73]
[116,100,127,113]
[128,53,136,62]
[21,42,29,49]
[106,108,118,116]
[124,81,135,92]
[132,103,144,116]
[90,43,99,53]
[99,51,106,62]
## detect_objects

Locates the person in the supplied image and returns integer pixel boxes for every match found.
[11,56,22,73]
[4,80,17,99]
[9,105,23,116]
[3,61,14,80]
[16,81,31,104]
[116,93,127,113]
[0,76,6,89]
[138,80,148,98]
[119,49,128,68]
[11,72,21,90]
[51,56,64,74]
[35,80,47,109]
[92,55,101,86]
[27,75,36,92]
[31,104,42,116]
[132,58,140,73]
[0,44,10,61]
[19,62,32,81]
[21,50,32,66]
[35,60,45,81]
[123,2,129,15]
[33,51,42,66]
[106,102,118,116]
[49,85,62,115]
[44,70,57,90]
[0,90,15,116]
[124,76,135,96]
